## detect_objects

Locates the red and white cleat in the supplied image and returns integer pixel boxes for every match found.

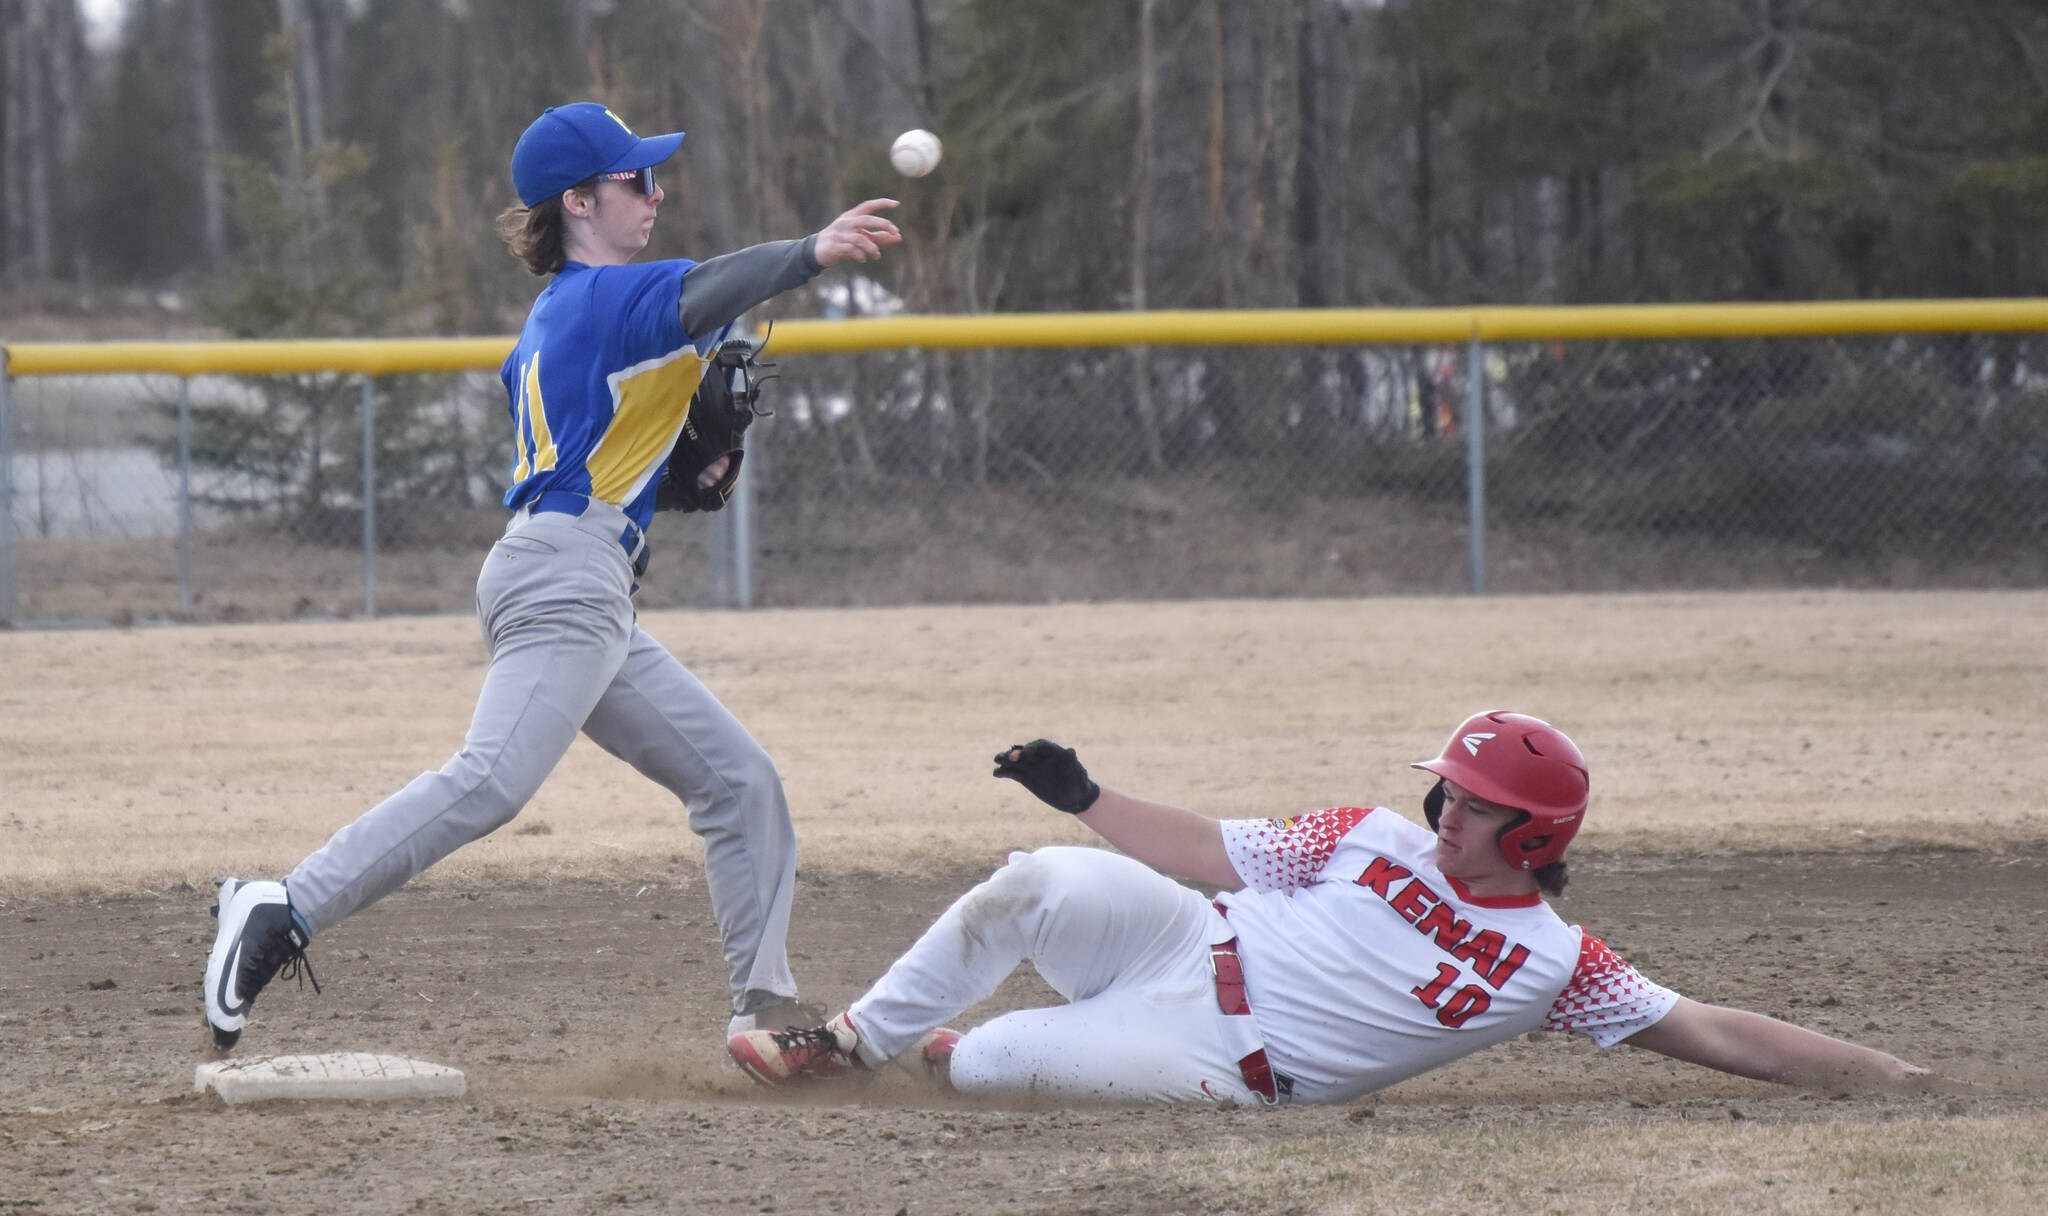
[728,1012,870,1086]
[913,1027,961,1083]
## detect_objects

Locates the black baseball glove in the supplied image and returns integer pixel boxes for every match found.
[993,740,1101,815]
[655,335,773,513]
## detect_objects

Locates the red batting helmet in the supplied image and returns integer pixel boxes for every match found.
[1412,710,1589,870]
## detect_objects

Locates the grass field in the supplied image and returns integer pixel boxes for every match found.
[1,589,2043,1213]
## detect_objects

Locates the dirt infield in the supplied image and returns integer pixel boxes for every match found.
[3,854,2044,1214]
[2,590,2045,1212]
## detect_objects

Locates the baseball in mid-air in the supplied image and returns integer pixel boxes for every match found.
[890,129,942,178]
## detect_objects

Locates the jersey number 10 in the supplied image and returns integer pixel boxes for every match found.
[1411,963,1493,1028]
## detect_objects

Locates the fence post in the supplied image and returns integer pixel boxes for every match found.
[178,379,193,616]
[709,491,731,607]
[361,375,377,618]
[0,351,14,626]
[1463,334,1487,595]
[733,424,755,609]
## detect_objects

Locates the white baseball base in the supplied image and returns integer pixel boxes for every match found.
[194,1052,466,1104]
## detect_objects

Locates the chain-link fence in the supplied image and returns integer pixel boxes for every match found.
[4,326,2045,625]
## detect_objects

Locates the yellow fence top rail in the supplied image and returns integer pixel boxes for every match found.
[0,337,516,378]
[6,299,2048,376]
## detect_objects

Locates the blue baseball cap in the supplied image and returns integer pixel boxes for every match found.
[511,102,685,207]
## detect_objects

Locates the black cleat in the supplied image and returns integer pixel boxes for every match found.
[202,878,317,1051]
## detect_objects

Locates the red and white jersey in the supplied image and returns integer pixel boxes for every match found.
[1216,806,1678,1105]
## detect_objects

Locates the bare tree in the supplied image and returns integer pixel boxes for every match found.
[275,0,337,231]
[2,0,53,282]
[189,0,228,268]
[1130,0,1162,472]
[0,4,15,278]
[1292,0,1334,308]
[275,0,325,149]
[1205,0,1282,306]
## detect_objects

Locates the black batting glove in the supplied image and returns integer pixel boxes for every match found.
[992,739,1101,815]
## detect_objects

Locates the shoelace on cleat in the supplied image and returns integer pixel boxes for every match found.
[767,1025,847,1071]
[277,948,321,996]
[768,1025,838,1052]
[246,922,321,999]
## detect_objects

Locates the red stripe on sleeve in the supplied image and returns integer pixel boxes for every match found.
[1226,806,1372,891]
[1543,933,1674,1044]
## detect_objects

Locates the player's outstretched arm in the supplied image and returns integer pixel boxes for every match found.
[676,199,900,333]
[1626,996,1928,1091]
[1078,787,1244,890]
[992,741,1244,889]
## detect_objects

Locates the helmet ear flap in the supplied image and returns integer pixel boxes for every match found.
[1423,779,1446,831]
[1500,812,1544,869]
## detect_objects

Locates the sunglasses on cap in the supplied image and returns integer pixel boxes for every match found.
[596,166,657,196]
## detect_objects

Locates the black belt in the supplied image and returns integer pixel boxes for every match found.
[1211,903,1290,1105]
[527,490,648,576]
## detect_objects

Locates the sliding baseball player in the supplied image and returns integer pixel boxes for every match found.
[729,711,1928,1104]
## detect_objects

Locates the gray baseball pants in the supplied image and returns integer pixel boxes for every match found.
[284,499,798,1014]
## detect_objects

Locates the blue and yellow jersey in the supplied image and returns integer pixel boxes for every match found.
[498,258,719,530]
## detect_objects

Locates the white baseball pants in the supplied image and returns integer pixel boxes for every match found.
[282,500,799,1013]
[847,846,1273,1104]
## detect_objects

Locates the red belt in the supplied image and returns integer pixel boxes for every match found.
[1209,911,1281,1104]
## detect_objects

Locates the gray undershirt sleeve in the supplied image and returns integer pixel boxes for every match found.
[677,235,824,340]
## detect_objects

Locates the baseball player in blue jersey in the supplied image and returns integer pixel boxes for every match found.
[204,101,902,1052]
